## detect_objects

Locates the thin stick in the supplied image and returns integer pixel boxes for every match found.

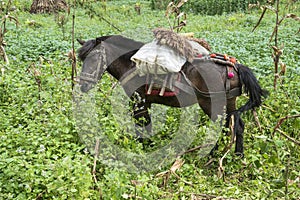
[273,114,300,146]
[71,0,77,90]
[218,149,230,179]
[92,138,100,183]
[273,0,280,89]
[92,138,103,199]
[275,129,300,146]
[218,115,235,179]
[171,171,193,186]
[252,6,267,32]
[273,114,300,133]
[179,143,215,156]
[99,15,122,32]
[252,109,262,131]
[0,45,9,65]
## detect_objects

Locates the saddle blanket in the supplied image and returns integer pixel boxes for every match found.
[131,39,209,76]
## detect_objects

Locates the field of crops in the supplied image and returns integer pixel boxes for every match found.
[0,0,299,199]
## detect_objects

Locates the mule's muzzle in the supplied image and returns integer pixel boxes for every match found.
[79,78,94,93]
[80,83,89,93]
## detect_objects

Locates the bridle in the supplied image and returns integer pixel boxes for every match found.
[80,44,108,84]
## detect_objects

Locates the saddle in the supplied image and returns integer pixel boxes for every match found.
[125,28,239,97]
[141,53,238,97]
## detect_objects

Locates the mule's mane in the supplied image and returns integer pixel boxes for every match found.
[77,35,144,61]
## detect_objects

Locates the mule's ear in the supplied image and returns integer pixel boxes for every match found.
[77,39,86,45]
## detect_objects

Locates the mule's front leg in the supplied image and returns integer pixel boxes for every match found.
[130,92,152,142]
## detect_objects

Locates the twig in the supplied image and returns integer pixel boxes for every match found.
[273,0,280,89]
[92,138,100,183]
[262,104,277,113]
[252,6,267,32]
[0,45,9,65]
[204,158,215,167]
[275,129,300,146]
[218,149,230,180]
[178,143,215,156]
[273,114,300,146]
[71,0,77,90]
[35,189,46,200]
[252,109,262,131]
[172,172,193,186]
[218,115,236,179]
[156,158,193,187]
[99,15,122,32]
[108,79,118,96]
[92,138,103,199]
[273,114,300,132]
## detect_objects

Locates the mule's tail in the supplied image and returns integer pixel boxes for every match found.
[236,63,269,113]
[225,64,268,155]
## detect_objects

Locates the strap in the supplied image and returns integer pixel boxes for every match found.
[119,67,139,86]
[226,87,242,99]
[173,81,195,95]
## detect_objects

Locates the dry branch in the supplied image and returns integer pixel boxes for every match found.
[179,143,215,156]
[273,114,300,132]
[92,138,103,198]
[0,45,9,65]
[156,158,193,187]
[218,115,236,179]
[71,7,77,90]
[273,114,300,146]
[92,138,100,184]
[252,6,268,32]
[252,109,262,131]
[275,129,300,146]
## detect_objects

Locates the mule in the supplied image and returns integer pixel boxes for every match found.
[77,35,268,156]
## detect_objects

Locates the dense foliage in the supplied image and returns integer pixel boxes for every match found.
[150,0,266,15]
[0,0,299,199]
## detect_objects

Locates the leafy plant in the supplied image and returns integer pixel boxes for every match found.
[152,0,266,15]
[165,0,188,32]
[252,0,300,89]
[0,0,19,65]
[0,0,299,199]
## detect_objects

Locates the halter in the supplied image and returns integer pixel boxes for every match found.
[80,44,108,83]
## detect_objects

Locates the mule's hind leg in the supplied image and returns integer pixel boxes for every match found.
[130,92,152,142]
[197,97,245,156]
[197,97,227,156]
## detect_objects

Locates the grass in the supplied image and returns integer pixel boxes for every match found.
[0,0,299,199]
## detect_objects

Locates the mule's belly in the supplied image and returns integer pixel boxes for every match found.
[145,93,198,107]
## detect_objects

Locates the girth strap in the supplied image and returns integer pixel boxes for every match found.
[173,72,241,99]
[120,68,241,99]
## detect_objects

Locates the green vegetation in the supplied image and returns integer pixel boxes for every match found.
[0,0,299,199]
[151,0,266,15]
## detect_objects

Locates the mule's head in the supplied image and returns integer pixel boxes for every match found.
[77,37,109,93]
[77,35,144,93]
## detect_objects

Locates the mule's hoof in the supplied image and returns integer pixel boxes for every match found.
[136,137,153,146]
[235,152,244,158]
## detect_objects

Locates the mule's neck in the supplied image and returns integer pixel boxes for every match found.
[106,54,135,81]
